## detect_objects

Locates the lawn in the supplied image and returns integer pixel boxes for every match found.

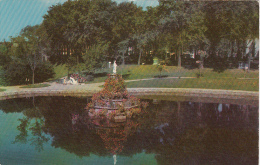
[92,65,259,91]
[49,64,259,91]
[94,65,259,80]
[125,77,259,91]
[0,88,6,92]
[20,84,51,88]
[48,64,68,81]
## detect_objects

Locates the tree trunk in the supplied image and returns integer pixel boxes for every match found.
[32,69,35,84]
[138,50,142,65]
[248,40,255,70]
[178,48,181,67]
[230,40,234,60]
[122,52,125,66]
[236,40,242,61]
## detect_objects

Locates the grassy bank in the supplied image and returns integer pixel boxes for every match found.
[93,65,259,91]
[125,77,259,91]
[94,65,259,80]
[48,64,258,91]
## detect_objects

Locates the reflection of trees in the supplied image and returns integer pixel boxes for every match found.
[29,118,49,152]
[123,100,258,164]
[2,97,257,164]
[154,127,258,165]
[36,97,107,157]
[150,101,258,165]
[13,117,29,144]
[0,98,32,113]
[13,97,49,152]
[14,117,49,153]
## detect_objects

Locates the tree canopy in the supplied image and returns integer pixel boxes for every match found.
[0,0,258,85]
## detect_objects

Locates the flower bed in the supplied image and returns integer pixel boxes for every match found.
[94,75,146,119]
[72,74,148,126]
[70,73,87,83]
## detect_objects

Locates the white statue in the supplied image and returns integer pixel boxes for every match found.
[113,60,117,74]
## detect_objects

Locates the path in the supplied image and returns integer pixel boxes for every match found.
[0,77,258,105]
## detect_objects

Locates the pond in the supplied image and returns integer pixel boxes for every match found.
[0,96,258,165]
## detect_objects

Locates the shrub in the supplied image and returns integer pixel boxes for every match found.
[86,75,94,81]
[4,62,54,85]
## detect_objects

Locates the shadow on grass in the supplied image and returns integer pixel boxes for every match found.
[20,84,51,88]
[183,65,198,70]
[94,72,108,78]
[153,75,169,78]
[122,73,131,79]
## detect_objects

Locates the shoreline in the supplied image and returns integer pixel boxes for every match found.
[0,83,258,105]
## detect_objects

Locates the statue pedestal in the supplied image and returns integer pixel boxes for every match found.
[110,74,116,79]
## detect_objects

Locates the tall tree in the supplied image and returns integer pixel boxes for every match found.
[159,0,202,67]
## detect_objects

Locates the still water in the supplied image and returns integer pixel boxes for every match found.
[0,96,258,165]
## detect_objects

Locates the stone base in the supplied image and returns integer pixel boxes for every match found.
[110,74,116,78]
[114,116,126,122]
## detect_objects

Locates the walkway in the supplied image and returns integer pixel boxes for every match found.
[0,77,258,105]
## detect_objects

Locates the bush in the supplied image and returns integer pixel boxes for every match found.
[86,75,94,81]
[4,62,54,85]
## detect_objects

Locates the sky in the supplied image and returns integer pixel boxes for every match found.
[0,0,159,41]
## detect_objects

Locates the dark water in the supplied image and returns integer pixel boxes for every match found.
[0,96,258,165]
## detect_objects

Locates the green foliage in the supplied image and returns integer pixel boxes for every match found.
[2,0,258,76]
[4,61,54,85]
[82,43,109,72]
[0,24,55,85]
[0,44,7,53]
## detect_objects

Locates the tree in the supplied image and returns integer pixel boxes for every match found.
[117,39,130,65]
[1,25,54,85]
[81,42,109,72]
[159,0,199,67]
[20,25,47,84]
[43,0,117,64]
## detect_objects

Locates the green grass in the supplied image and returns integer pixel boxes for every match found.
[47,64,258,91]
[125,77,259,91]
[0,88,6,92]
[48,64,68,81]
[20,84,51,88]
[106,65,257,79]
[90,65,259,81]
[91,65,259,91]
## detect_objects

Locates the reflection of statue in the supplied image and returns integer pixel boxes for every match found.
[113,154,117,165]
[113,60,117,74]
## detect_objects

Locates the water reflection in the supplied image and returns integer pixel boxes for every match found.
[10,97,49,152]
[0,97,258,164]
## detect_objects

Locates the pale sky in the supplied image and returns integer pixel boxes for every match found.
[0,0,159,41]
